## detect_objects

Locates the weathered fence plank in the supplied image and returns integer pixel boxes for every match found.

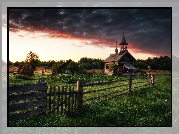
[53,86,56,112]
[83,89,127,102]
[71,87,74,113]
[82,79,128,87]
[70,87,74,113]
[9,99,46,113]
[57,86,60,113]
[74,90,77,112]
[9,78,47,122]
[9,107,46,121]
[9,92,46,103]
[49,86,52,112]
[61,86,64,113]
[68,87,71,113]
[83,83,128,94]
[9,84,44,94]
[77,80,83,109]
[64,86,67,113]
[128,73,132,93]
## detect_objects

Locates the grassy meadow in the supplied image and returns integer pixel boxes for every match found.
[8,73,171,127]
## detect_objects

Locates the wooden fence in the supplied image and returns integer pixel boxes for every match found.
[9,78,47,121]
[78,74,151,107]
[9,74,154,121]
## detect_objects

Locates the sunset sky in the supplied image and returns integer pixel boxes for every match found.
[7,8,171,62]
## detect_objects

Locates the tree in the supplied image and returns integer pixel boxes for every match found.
[78,57,104,70]
[17,64,24,74]
[20,64,34,77]
[52,63,59,75]
[47,60,56,68]
[67,61,79,75]
[25,51,40,71]
[13,61,21,67]
[109,63,119,76]
[9,60,13,66]
[78,63,86,74]
[134,56,171,70]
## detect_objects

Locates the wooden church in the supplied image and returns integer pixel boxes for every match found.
[104,33,136,75]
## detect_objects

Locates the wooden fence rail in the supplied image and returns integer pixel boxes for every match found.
[78,74,153,107]
[83,89,129,103]
[9,78,47,122]
[82,78,128,86]
[83,83,129,94]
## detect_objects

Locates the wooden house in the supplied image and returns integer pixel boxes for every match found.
[104,33,136,75]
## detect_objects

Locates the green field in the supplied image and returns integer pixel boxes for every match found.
[8,73,171,126]
[9,73,124,86]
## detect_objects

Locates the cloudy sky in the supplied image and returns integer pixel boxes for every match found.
[7,8,171,62]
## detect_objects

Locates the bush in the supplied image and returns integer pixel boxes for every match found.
[20,64,34,77]
[17,64,25,74]
[15,74,34,80]
[52,63,59,75]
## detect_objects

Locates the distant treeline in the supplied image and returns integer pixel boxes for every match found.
[9,57,104,70]
[134,56,171,70]
[9,56,172,71]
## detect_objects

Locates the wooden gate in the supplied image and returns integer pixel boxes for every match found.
[47,86,78,115]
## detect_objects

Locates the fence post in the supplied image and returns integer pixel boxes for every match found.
[150,74,155,86]
[38,78,47,115]
[77,80,83,110]
[128,71,132,93]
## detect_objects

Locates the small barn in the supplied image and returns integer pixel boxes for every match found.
[104,33,136,75]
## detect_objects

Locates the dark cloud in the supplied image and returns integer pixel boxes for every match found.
[8,8,171,57]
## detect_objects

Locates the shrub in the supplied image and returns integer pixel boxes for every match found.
[15,74,34,80]
[20,64,34,77]
[52,63,59,75]
[17,64,25,74]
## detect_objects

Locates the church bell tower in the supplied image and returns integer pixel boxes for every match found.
[119,33,128,51]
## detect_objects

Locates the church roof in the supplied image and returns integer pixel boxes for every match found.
[104,33,136,63]
[103,50,135,63]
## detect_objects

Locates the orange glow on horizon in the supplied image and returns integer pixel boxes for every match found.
[7,28,169,63]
